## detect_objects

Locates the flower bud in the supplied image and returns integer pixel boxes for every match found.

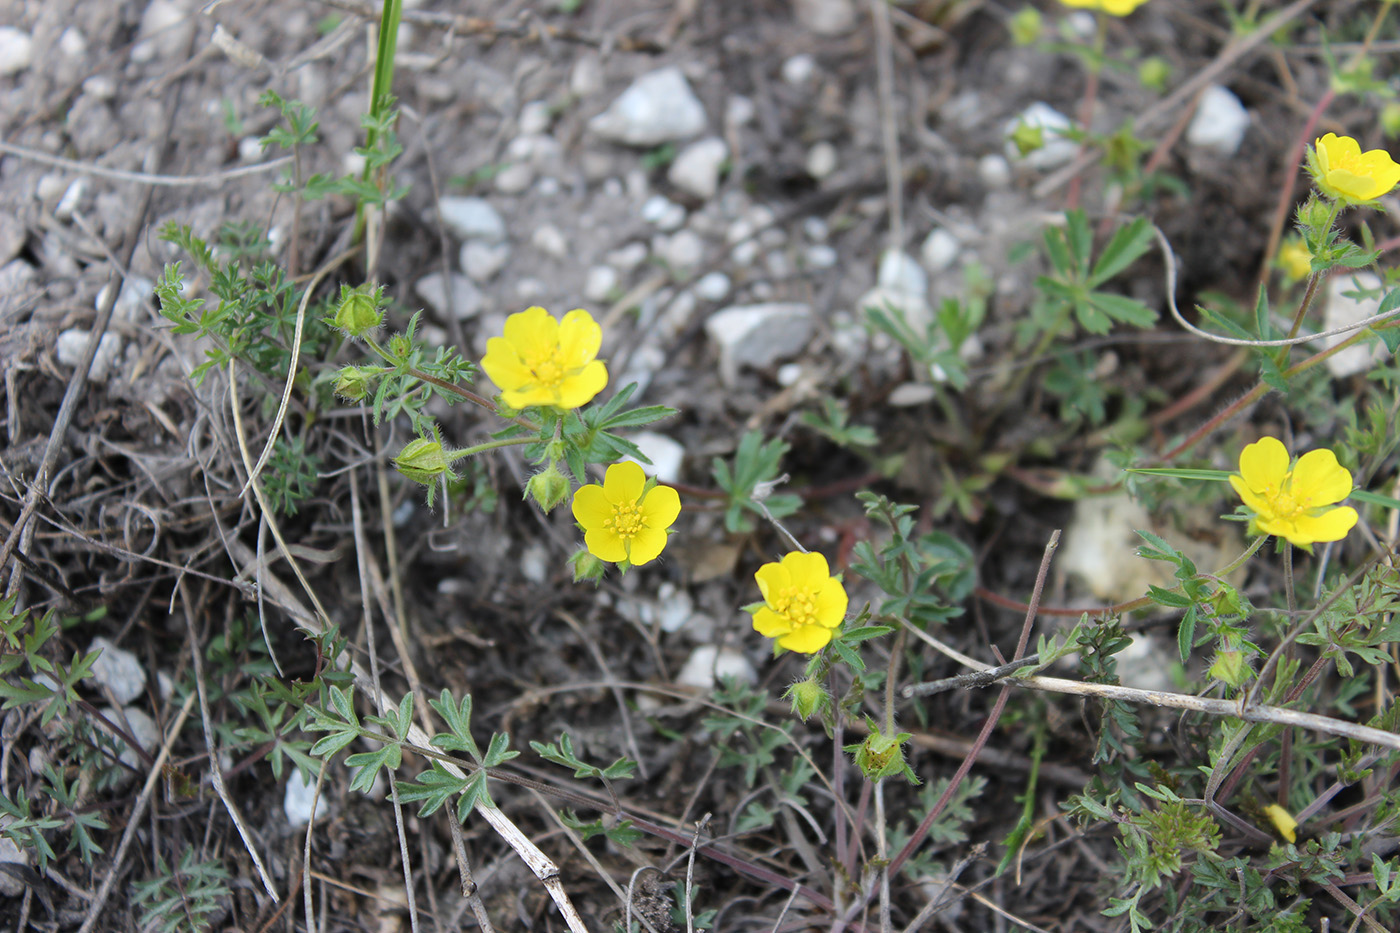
[785,679,829,721]
[1138,57,1170,92]
[1008,120,1045,158]
[387,333,413,360]
[333,284,384,338]
[1209,647,1250,688]
[1297,194,1331,233]
[569,548,607,584]
[334,366,374,401]
[845,728,918,784]
[525,463,571,514]
[393,438,451,486]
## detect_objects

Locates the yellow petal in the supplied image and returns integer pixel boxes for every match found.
[781,551,831,591]
[502,383,558,409]
[1290,449,1352,507]
[556,360,608,409]
[583,525,627,563]
[1264,803,1298,844]
[628,524,670,565]
[1317,133,1359,172]
[1358,149,1400,197]
[502,306,558,362]
[755,561,790,602]
[814,577,849,628]
[571,484,611,529]
[480,337,529,392]
[556,309,602,367]
[602,461,646,502]
[640,483,681,531]
[1291,506,1359,545]
[752,606,791,638]
[780,624,835,654]
[1327,168,1381,201]
[1238,436,1288,491]
[1229,473,1273,517]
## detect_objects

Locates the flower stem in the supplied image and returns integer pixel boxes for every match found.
[447,436,535,461]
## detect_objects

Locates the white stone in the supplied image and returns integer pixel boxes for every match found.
[642,194,676,224]
[888,382,937,406]
[438,196,505,242]
[659,230,705,273]
[589,66,707,147]
[776,363,803,386]
[725,95,756,128]
[238,136,265,163]
[0,837,26,896]
[132,0,193,63]
[668,137,729,199]
[782,54,817,86]
[878,249,928,300]
[705,302,814,383]
[607,241,649,271]
[519,542,549,585]
[656,583,694,634]
[626,431,684,483]
[535,176,561,197]
[56,329,122,382]
[614,343,665,398]
[37,173,66,202]
[730,240,760,268]
[530,223,568,259]
[1324,272,1390,377]
[414,272,483,320]
[583,265,619,302]
[103,706,160,777]
[58,27,87,59]
[793,0,857,35]
[284,770,322,827]
[676,645,756,691]
[571,55,603,97]
[765,250,792,278]
[803,216,829,241]
[805,244,838,269]
[494,162,535,194]
[98,275,154,323]
[1187,85,1250,157]
[806,141,838,180]
[88,637,146,705]
[460,240,511,282]
[653,200,688,231]
[1066,12,1096,39]
[920,228,960,273]
[1004,102,1078,170]
[978,153,1012,189]
[516,278,546,299]
[695,271,731,302]
[56,179,87,220]
[0,27,34,75]
[518,100,552,135]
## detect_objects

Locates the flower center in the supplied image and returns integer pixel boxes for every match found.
[528,353,566,389]
[603,501,644,540]
[772,585,819,627]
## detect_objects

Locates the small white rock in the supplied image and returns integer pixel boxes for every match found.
[460,240,511,282]
[438,196,506,242]
[98,275,154,323]
[414,272,483,320]
[878,249,929,300]
[656,583,694,634]
[58,27,87,58]
[37,173,66,202]
[656,202,688,232]
[238,136,265,163]
[776,362,803,386]
[668,137,729,199]
[103,706,160,777]
[977,153,1012,189]
[725,94,757,128]
[570,55,604,98]
[494,162,535,195]
[132,0,193,63]
[676,645,757,691]
[695,271,731,302]
[793,0,857,35]
[888,382,938,406]
[56,178,87,220]
[1186,84,1250,157]
[1004,102,1078,170]
[607,241,650,271]
[0,27,35,76]
[626,431,684,483]
[805,244,838,269]
[583,265,619,302]
[518,100,552,135]
[82,75,117,100]
[730,240,760,268]
[0,838,27,896]
[56,329,122,382]
[705,302,814,383]
[659,229,705,273]
[642,194,677,224]
[589,66,707,147]
[806,141,838,180]
[519,542,549,584]
[781,54,817,87]
[1324,272,1389,377]
[803,217,829,242]
[516,277,546,299]
[530,223,568,259]
[284,770,323,827]
[88,637,146,705]
[920,229,960,273]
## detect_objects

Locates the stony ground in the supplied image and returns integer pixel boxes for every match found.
[0,0,1384,930]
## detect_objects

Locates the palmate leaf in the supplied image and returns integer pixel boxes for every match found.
[428,689,482,761]
[396,762,470,817]
[1088,216,1154,286]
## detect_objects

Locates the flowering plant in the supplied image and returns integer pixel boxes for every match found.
[1057,0,1150,16]
[571,461,680,566]
[749,551,848,653]
[1309,133,1400,205]
[480,306,608,411]
[1229,436,1359,548]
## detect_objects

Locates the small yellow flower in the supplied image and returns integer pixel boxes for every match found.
[1058,0,1150,15]
[1311,133,1400,204]
[1276,238,1313,282]
[1264,803,1298,844]
[750,551,848,654]
[1229,436,1358,548]
[571,461,680,565]
[480,306,608,410]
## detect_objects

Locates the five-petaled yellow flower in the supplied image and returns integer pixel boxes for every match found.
[1312,133,1400,204]
[1058,0,1150,15]
[571,461,680,565]
[751,551,848,654]
[1276,238,1313,282]
[1230,436,1358,548]
[481,306,608,410]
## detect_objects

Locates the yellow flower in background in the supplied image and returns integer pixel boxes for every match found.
[571,461,680,565]
[1264,804,1298,844]
[1058,0,1151,15]
[1312,133,1400,203]
[751,551,848,654]
[1276,238,1313,282]
[1229,436,1358,547]
[480,306,608,410]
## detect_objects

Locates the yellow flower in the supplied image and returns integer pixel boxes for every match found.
[1229,436,1358,547]
[1312,133,1400,203]
[1276,238,1313,282]
[571,461,680,565]
[1264,803,1298,844]
[750,551,848,654]
[480,306,608,410]
[1058,0,1150,15]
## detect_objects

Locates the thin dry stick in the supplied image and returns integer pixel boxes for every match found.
[178,580,279,900]
[74,692,197,933]
[0,139,293,187]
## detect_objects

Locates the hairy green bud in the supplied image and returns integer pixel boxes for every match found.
[845,726,919,784]
[334,366,374,401]
[333,283,384,338]
[1009,120,1045,158]
[393,438,451,486]
[569,548,606,585]
[785,679,828,721]
[1209,647,1251,689]
[525,463,571,514]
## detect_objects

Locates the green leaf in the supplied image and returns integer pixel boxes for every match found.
[1087,292,1156,328]
[1088,217,1153,286]
[1177,605,1197,664]
[1126,467,1232,482]
[482,731,518,767]
[345,744,401,794]
[1350,488,1400,510]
